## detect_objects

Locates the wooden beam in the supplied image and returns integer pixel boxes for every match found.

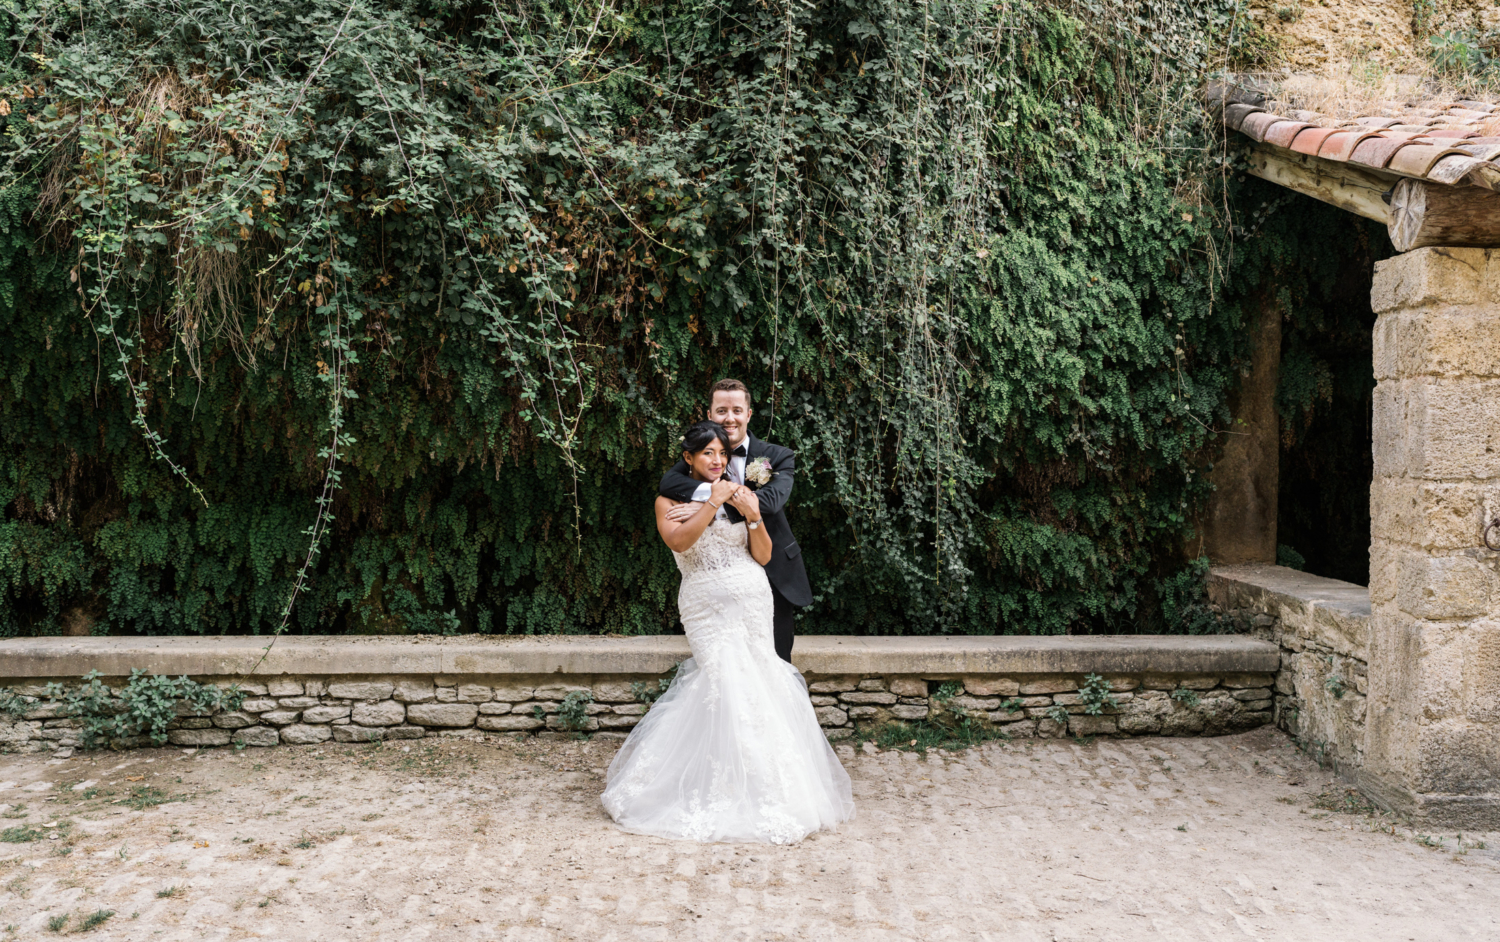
[1245,144,1395,224]
[1388,177,1500,251]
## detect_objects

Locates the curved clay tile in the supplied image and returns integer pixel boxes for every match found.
[1264,121,1311,148]
[1241,111,1283,142]
[1289,127,1338,155]
[1355,116,1401,128]
[1224,103,1262,131]
[1425,128,1478,139]
[1387,144,1467,177]
[1317,130,1383,162]
[1350,135,1418,169]
[1426,154,1483,185]
[1457,141,1500,161]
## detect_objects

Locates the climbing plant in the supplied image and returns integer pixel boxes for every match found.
[0,0,1353,638]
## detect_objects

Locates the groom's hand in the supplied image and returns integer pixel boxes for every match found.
[664,501,705,523]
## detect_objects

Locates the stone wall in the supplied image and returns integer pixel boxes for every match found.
[1209,564,1371,771]
[0,670,1277,756]
[0,635,1282,756]
[1364,247,1500,828]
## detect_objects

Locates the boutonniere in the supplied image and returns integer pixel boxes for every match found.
[744,457,774,488]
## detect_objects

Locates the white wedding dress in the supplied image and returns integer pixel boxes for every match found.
[601,517,854,843]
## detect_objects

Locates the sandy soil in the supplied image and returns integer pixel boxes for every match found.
[0,727,1496,941]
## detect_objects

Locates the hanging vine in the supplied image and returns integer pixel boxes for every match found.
[0,0,1307,638]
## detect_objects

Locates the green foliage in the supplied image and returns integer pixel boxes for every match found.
[1076,673,1117,715]
[1430,30,1492,76]
[631,662,679,706]
[556,689,593,732]
[76,910,114,933]
[1325,674,1347,700]
[856,718,1008,756]
[1045,703,1071,726]
[1170,686,1200,708]
[0,824,44,843]
[46,914,68,933]
[1277,543,1306,571]
[45,670,244,748]
[0,0,1351,637]
[0,688,31,720]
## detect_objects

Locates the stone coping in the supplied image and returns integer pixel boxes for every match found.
[0,634,1279,679]
[1208,564,1370,659]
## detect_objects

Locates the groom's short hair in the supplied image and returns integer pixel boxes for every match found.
[709,378,753,409]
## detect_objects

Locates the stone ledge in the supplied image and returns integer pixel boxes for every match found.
[1209,564,1369,659]
[0,634,1280,680]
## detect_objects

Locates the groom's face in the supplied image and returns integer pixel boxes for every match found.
[708,391,752,447]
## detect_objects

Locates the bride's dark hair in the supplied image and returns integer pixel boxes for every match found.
[680,420,730,456]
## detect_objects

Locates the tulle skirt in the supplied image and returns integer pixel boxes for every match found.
[601,569,854,844]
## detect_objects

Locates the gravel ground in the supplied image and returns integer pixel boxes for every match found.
[0,726,1496,941]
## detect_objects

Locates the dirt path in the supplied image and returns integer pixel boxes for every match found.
[0,727,1495,941]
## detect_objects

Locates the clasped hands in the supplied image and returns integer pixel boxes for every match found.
[665,478,760,523]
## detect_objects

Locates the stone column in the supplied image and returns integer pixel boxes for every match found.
[1363,247,1500,828]
[1201,292,1280,564]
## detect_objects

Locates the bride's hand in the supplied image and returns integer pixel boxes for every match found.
[663,501,703,523]
[708,478,738,507]
[727,486,761,522]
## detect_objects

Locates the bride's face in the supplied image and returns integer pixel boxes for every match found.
[684,440,728,482]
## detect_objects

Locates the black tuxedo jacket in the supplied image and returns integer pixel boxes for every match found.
[658,432,813,607]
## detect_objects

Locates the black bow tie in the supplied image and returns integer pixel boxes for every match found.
[731,445,747,457]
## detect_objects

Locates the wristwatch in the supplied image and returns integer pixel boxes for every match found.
[747,520,760,530]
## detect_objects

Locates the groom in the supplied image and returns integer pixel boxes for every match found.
[660,379,812,662]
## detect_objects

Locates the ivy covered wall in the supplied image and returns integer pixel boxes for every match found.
[0,0,1362,638]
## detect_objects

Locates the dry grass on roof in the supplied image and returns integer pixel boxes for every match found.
[1240,69,1500,135]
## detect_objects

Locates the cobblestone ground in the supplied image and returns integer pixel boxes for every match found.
[0,727,1496,941]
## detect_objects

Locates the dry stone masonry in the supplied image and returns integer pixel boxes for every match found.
[0,669,1273,753]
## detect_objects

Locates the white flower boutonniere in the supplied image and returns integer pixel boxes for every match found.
[744,457,774,488]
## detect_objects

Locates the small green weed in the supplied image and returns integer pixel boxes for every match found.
[855,718,1008,756]
[124,785,169,811]
[1077,674,1118,715]
[1045,704,1070,727]
[1,804,26,819]
[155,886,182,899]
[1170,688,1200,708]
[556,690,594,732]
[76,909,114,932]
[0,690,31,721]
[292,833,315,850]
[631,663,681,707]
[46,914,67,933]
[0,825,44,843]
[1324,675,1347,699]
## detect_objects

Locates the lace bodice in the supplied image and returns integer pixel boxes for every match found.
[672,519,756,579]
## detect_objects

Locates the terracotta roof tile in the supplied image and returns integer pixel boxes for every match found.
[1211,82,1500,193]
[1289,127,1338,155]
[1349,135,1414,170]
[1317,129,1383,161]
[1265,121,1311,148]
[1388,144,1467,177]
[1224,102,1260,131]
[1241,111,1283,142]
[1457,141,1500,161]
[1427,154,1483,185]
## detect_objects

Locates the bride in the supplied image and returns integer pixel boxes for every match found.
[601,420,854,843]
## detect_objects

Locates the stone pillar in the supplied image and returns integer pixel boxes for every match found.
[1363,247,1500,828]
[1201,292,1280,564]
